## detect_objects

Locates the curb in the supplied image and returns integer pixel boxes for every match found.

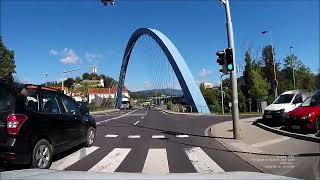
[90,109,119,115]
[162,110,214,116]
[253,122,320,143]
[205,124,270,174]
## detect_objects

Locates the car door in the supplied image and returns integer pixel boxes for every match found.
[292,93,303,109]
[39,90,67,149]
[58,95,84,146]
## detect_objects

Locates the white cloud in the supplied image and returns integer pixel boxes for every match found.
[198,68,212,77]
[85,52,103,62]
[60,48,79,64]
[143,81,153,89]
[49,49,58,56]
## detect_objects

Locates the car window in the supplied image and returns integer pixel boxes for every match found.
[61,96,80,115]
[273,94,295,104]
[41,92,60,113]
[293,93,302,104]
[24,90,39,112]
[0,87,14,111]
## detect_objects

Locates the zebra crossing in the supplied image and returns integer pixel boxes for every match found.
[50,146,225,173]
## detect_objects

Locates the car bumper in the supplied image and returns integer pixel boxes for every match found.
[287,118,314,130]
[0,137,31,164]
[263,112,288,122]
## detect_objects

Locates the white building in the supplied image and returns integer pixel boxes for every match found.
[88,85,129,103]
[201,82,213,89]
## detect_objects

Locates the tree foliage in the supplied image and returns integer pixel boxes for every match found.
[0,37,16,82]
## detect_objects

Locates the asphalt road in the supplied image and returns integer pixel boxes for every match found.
[46,109,261,173]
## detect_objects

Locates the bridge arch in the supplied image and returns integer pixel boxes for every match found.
[116,28,210,114]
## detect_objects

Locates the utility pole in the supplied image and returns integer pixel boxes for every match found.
[290,46,295,89]
[220,75,225,114]
[220,0,240,139]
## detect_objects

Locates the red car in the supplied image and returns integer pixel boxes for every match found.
[287,89,320,133]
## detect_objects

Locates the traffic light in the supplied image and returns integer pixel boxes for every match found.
[216,50,227,74]
[225,48,234,73]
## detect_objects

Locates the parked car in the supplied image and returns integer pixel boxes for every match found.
[0,83,96,169]
[262,90,310,123]
[287,89,320,132]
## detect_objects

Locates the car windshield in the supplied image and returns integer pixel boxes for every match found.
[273,94,295,104]
[301,90,320,107]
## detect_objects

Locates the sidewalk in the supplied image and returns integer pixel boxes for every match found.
[206,117,320,180]
[90,109,119,115]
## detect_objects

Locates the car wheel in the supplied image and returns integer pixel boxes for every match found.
[85,127,96,147]
[31,139,52,169]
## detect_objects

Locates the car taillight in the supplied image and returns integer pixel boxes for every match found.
[7,114,28,135]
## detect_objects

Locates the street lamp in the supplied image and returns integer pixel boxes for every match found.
[289,46,296,89]
[262,30,278,99]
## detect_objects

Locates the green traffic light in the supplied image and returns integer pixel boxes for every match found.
[227,64,233,70]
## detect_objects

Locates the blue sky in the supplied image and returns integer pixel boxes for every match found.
[1,0,319,91]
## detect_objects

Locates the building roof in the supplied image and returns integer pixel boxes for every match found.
[88,85,128,94]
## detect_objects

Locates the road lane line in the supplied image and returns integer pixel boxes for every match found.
[133,120,140,126]
[251,137,291,148]
[96,109,138,125]
[185,147,225,173]
[50,146,99,170]
[141,116,144,119]
[128,135,140,139]
[142,149,169,173]
[176,135,189,138]
[152,135,165,139]
[89,148,131,172]
[105,134,119,138]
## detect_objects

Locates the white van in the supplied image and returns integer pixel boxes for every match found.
[263,90,310,122]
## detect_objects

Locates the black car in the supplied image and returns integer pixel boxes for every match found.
[0,83,96,169]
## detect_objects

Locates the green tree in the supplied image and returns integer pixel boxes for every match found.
[82,73,90,80]
[75,76,82,84]
[64,78,74,89]
[251,63,270,101]
[0,36,16,82]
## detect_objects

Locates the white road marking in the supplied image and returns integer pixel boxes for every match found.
[89,148,131,172]
[141,116,144,119]
[251,137,291,148]
[152,135,165,139]
[142,149,169,173]
[185,147,225,173]
[50,146,99,170]
[133,120,140,126]
[105,134,118,138]
[144,110,148,116]
[96,109,138,125]
[128,135,140,139]
[176,135,189,138]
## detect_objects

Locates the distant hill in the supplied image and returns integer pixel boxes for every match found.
[132,88,183,97]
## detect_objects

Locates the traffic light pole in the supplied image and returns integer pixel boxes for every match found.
[221,0,240,139]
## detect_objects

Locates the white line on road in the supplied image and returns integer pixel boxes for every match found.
[251,137,291,148]
[128,135,141,139]
[50,146,99,170]
[89,148,131,172]
[105,134,119,138]
[185,147,225,173]
[141,116,144,119]
[176,135,189,138]
[142,149,169,173]
[96,109,138,125]
[133,120,140,126]
[152,135,165,139]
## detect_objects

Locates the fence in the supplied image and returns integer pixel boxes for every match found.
[166,104,215,114]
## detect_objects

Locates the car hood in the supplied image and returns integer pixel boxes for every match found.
[0,169,297,180]
[265,103,292,112]
[288,106,319,118]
